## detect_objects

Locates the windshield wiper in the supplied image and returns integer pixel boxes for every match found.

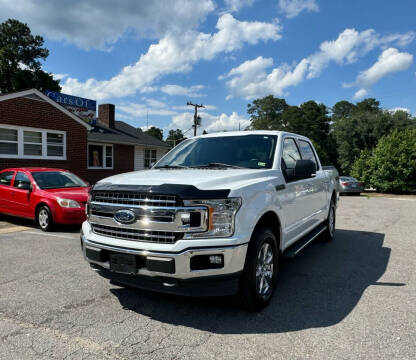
[155,164,189,169]
[190,162,246,169]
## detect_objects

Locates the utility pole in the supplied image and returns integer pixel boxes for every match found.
[187,102,204,136]
[146,110,149,131]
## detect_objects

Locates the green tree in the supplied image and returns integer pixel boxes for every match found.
[370,129,416,193]
[247,95,288,130]
[331,100,355,121]
[144,126,163,141]
[352,129,416,193]
[333,98,395,174]
[351,149,373,187]
[0,19,60,93]
[166,129,186,147]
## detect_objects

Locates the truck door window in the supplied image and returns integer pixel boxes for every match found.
[298,140,318,169]
[282,138,301,169]
[282,138,301,182]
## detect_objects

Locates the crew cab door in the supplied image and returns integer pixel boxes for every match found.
[0,171,16,214]
[280,137,311,238]
[296,139,327,225]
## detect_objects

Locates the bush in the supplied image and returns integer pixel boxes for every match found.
[352,129,416,193]
[351,149,372,187]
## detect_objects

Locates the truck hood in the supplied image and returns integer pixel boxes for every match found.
[97,169,277,191]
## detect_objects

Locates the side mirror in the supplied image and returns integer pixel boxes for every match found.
[294,160,316,180]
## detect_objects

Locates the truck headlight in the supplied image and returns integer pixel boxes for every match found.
[57,198,81,208]
[183,198,241,238]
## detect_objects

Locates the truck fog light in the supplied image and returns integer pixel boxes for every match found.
[209,255,223,265]
[190,254,224,270]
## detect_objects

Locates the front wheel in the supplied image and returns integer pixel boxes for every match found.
[238,228,279,311]
[37,205,54,232]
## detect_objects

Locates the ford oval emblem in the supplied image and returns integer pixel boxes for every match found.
[114,209,136,224]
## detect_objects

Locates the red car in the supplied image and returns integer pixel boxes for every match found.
[0,168,89,231]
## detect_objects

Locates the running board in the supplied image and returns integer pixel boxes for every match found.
[283,223,327,258]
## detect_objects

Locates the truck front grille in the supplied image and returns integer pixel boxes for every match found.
[91,224,182,244]
[91,191,178,207]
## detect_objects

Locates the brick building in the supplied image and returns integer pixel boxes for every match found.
[0,89,169,184]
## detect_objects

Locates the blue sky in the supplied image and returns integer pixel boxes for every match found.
[1,0,415,136]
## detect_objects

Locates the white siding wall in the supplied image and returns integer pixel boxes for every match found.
[134,145,168,171]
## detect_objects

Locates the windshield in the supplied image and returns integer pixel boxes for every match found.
[156,135,278,169]
[31,171,87,189]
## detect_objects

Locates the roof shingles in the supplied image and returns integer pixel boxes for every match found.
[88,120,168,147]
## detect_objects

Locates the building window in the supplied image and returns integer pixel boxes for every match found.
[0,125,66,159]
[24,130,42,156]
[0,128,18,155]
[88,143,113,169]
[47,133,64,157]
[144,149,157,168]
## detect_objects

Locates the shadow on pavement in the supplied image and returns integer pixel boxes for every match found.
[110,229,394,334]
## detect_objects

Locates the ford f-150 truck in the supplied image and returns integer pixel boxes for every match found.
[81,131,338,310]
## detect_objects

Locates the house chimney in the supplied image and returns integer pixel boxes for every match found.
[98,104,115,128]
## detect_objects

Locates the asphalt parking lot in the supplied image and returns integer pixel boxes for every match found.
[0,196,415,360]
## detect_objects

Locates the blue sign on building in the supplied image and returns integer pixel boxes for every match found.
[45,90,96,119]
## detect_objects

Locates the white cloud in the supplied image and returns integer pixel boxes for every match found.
[118,102,177,118]
[389,107,409,113]
[354,48,413,88]
[169,111,250,133]
[53,73,69,81]
[224,0,256,12]
[278,0,319,18]
[0,0,216,50]
[353,89,368,100]
[140,125,158,131]
[160,84,205,97]
[142,98,168,109]
[62,14,281,100]
[222,28,415,99]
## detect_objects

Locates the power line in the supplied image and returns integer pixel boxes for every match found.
[187,101,204,136]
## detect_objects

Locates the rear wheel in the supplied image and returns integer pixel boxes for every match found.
[37,205,54,232]
[322,199,336,242]
[239,228,279,311]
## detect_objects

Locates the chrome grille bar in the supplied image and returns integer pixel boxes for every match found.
[89,190,208,244]
[92,192,178,207]
[91,224,179,244]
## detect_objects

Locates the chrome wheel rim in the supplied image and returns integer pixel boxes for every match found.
[256,242,274,297]
[329,206,335,237]
[39,209,49,229]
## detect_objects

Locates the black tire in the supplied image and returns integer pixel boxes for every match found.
[322,199,336,242]
[37,205,54,232]
[238,227,279,311]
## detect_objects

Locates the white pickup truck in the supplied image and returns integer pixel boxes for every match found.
[81,131,338,310]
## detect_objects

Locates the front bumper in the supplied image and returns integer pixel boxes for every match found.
[81,234,248,296]
[339,186,363,193]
